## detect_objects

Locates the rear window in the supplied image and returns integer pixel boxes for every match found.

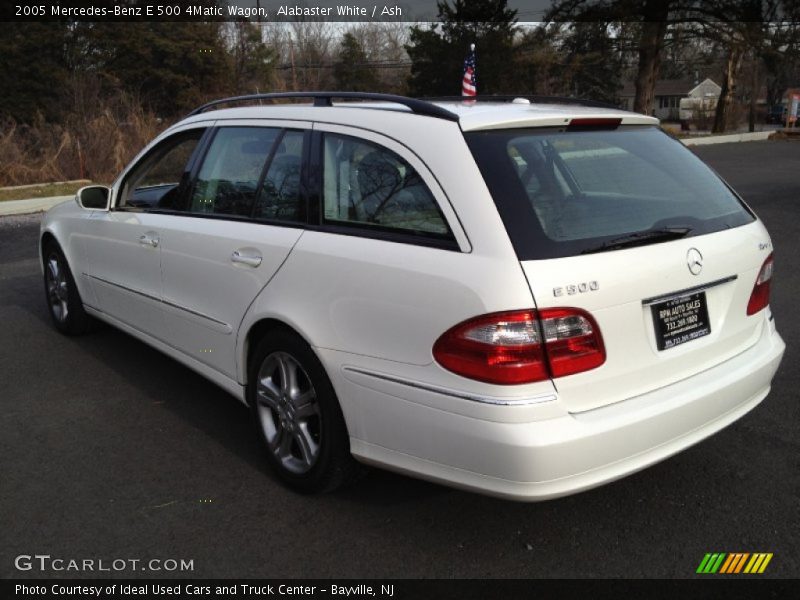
[465,126,754,259]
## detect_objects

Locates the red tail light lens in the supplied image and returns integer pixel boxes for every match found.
[433,308,605,385]
[539,308,606,377]
[747,253,774,315]
[432,311,548,385]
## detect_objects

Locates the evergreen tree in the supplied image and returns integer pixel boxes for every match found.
[229,22,276,94]
[405,0,518,96]
[334,33,379,91]
[560,22,623,103]
[0,23,71,122]
[77,22,230,116]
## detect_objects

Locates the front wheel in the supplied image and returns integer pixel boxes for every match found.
[43,241,92,335]
[248,330,361,493]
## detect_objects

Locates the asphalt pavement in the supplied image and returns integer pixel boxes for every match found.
[1,141,798,579]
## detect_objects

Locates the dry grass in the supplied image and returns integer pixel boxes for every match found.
[0,181,89,203]
[0,94,170,187]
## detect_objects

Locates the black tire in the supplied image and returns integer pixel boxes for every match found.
[248,329,362,493]
[42,241,92,335]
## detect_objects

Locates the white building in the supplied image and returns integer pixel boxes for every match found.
[620,78,721,121]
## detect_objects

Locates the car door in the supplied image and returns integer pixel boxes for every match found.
[156,122,309,380]
[82,125,208,339]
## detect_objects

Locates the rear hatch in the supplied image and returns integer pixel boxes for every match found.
[466,123,773,413]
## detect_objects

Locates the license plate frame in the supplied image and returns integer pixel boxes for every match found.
[651,291,711,351]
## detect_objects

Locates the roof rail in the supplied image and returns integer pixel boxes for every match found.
[187,92,460,121]
[422,94,618,109]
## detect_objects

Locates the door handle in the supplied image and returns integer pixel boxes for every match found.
[231,250,262,268]
[139,234,159,248]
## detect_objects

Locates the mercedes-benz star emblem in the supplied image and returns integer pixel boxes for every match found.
[687,248,703,275]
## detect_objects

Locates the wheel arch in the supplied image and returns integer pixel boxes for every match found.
[40,223,77,272]
[240,317,315,392]
[39,230,59,264]
[238,313,362,443]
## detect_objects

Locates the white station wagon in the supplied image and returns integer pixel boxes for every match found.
[40,92,785,500]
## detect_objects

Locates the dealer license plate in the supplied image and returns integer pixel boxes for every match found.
[651,291,711,351]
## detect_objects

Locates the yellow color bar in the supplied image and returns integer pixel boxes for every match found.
[758,553,773,573]
[746,553,769,573]
[744,554,759,573]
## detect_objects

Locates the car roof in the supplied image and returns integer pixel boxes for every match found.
[430,101,657,130]
[174,98,658,133]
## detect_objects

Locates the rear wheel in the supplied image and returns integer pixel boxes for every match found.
[248,329,361,493]
[43,241,91,335]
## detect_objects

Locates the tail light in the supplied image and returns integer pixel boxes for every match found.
[433,308,605,385]
[747,253,774,315]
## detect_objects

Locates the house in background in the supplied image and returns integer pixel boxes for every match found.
[620,78,721,121]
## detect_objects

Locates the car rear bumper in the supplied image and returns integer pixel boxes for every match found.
[337,317,785,501]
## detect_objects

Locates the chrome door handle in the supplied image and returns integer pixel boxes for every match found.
[231,250,262,267]
[139,234,159,248]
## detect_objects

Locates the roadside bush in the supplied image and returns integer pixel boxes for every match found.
[0,94,168,186]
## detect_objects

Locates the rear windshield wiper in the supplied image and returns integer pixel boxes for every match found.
[580,227,692,254]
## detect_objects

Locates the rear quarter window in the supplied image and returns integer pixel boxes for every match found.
[321,132,454,242]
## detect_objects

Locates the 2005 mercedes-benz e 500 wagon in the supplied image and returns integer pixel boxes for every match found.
[40,92,785,500]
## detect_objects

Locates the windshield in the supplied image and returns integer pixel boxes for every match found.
[465,125,754,259]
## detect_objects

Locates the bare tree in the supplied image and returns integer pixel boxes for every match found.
[288,20,336,90]
[632,5,671,114]
[694,1,784,133]
[546,0,673,115]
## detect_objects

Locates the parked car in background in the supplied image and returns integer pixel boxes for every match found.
[40,92,785,500]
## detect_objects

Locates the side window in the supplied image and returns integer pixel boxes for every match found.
[121,129,204,209]
[322,133,451,238]
[252,130,305,222]
[189,127,280,217]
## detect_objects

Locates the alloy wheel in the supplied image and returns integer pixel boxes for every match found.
[46,253,69,323]
[255,351,322,474]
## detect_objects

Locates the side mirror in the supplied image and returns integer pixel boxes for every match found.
[75,186,110,210]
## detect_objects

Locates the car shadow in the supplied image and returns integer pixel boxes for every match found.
[8,268,686,511]
[12,274,453,504]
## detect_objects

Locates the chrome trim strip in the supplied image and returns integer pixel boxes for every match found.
[343,366,557,406]
[85,273,232,333]
[641,275,738,306]
[161,297,232,332]
[85,273,159,302]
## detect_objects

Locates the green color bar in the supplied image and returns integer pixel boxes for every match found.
[697,554,713,573]
[710,553,726,573]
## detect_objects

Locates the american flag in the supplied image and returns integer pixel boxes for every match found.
[462,44,476,98]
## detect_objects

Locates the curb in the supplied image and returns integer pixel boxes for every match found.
[0,179,90,192]
[681,131,773,146]
[0,196,73,216]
